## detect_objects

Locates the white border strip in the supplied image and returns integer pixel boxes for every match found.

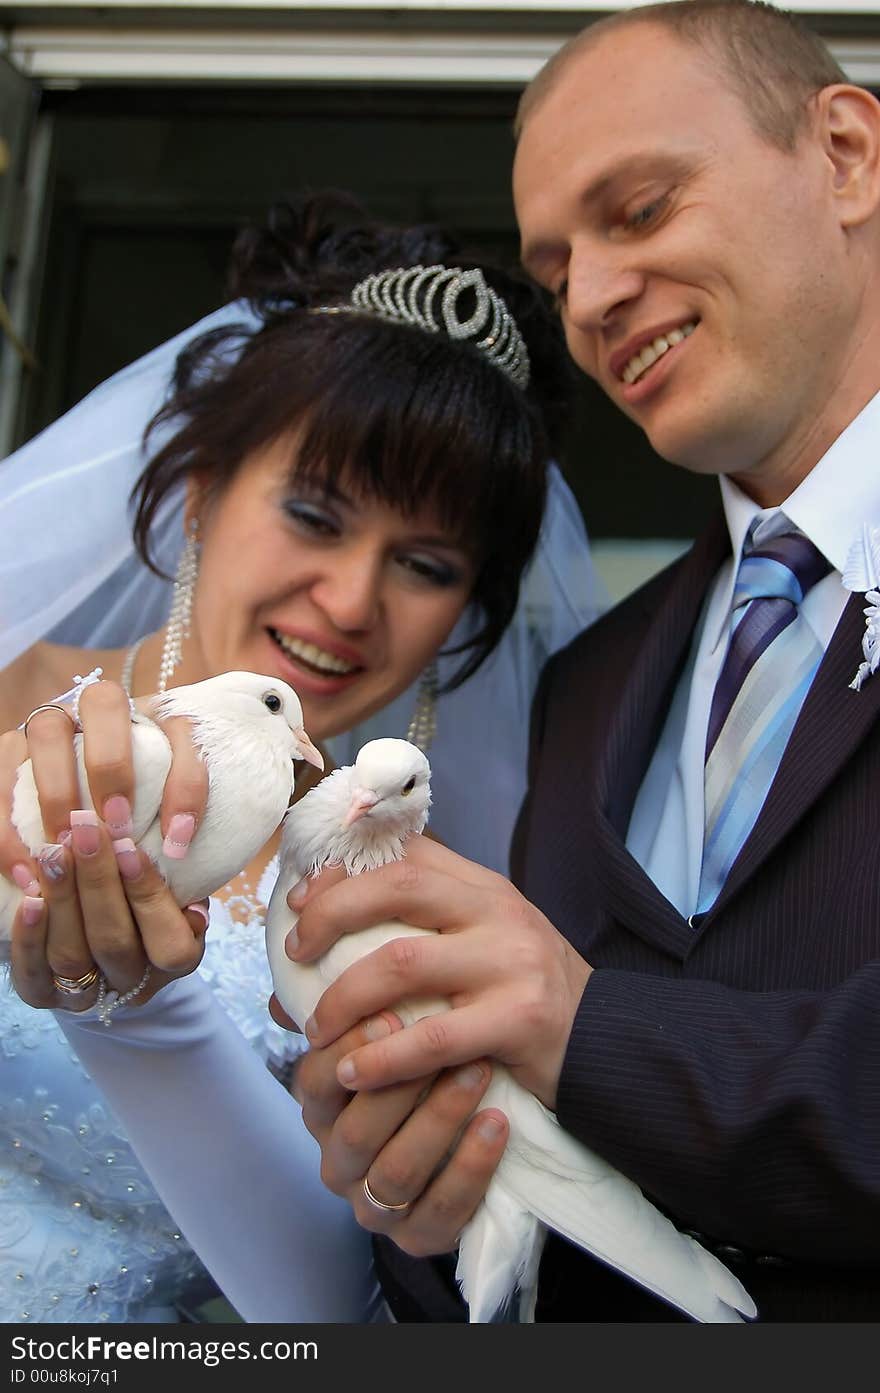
[6,0,880,11]
[8,28,880,86]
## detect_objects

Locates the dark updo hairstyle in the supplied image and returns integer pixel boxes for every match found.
[132,191,573,689]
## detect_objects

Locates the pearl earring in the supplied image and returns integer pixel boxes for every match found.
[406,659,439,751]
[158,518,200,693]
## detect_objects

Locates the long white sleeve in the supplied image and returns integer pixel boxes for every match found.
[55,974,377,1323]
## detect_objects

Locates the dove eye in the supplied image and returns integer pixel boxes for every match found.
[263,692,283,713]
[401,777,416,796]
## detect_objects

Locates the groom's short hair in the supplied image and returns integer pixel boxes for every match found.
[516,0,847,151]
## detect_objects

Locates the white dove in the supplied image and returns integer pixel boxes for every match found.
[266,738,757,1325]
[0,670,324,952]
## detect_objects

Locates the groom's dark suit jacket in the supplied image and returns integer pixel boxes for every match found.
[376,510,880,1321]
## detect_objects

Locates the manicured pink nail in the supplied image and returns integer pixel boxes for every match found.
[162,813,195,861]
[186,902,210,929]
[104,795,133,840]
[38,844,67,883]
[11,863,40,897]
[58,830,73,849]
[112,838,142,881]
[22,895,44,927]
[70,810,100,857]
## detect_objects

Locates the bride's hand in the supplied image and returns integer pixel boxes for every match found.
[0,676,210,888]
[10,814,209,1012]
[1,675,211,1010]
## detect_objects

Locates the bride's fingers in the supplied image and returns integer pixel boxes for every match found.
[10,893,99,1012]
[23,705,81,844]
[67,810,149,991]
[0,728,34,886]
[11,893,53,1006]
[78,680,137,836]
[37,840,94,984]
[113,847,208,977]
[154,715,209,860]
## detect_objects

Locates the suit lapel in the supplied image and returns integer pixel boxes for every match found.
[591,512,730,959]
[711,589,880,915]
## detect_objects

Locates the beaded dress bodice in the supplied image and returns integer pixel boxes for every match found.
[0,857,300,1323]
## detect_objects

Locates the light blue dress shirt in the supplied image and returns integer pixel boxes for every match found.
[626,389,880,918]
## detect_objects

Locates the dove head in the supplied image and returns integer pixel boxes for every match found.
[345,738,432,836]
[153,672,324,770]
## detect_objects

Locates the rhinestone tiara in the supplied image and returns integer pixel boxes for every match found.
[312,264,530,390]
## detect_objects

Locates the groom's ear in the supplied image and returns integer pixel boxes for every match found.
[815,84,880,228]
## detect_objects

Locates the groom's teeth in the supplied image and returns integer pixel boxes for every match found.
[272,631,356,675]
[622,321,696,384]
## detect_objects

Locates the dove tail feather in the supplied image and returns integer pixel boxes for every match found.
[455,1191,541,1323]
[492,1086,757,1324]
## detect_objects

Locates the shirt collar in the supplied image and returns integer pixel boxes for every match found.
[708,387,880,651]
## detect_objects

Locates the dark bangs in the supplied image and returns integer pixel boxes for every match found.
[133,307,549,689]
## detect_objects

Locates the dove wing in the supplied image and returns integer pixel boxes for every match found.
[486,1071,755,1324]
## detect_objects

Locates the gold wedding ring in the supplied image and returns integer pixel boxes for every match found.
[23,703,78,739]
[362,1174,412,1216]
[52,967,100,996]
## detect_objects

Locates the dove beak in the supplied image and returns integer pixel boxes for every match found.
[343,787,380,827]
[294,727,325,771]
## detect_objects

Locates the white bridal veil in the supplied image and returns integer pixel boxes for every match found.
[0,301,607,874]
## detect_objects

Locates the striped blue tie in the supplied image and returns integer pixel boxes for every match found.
[696,522,830,915]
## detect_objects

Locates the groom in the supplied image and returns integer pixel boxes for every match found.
[290,0,880,1320]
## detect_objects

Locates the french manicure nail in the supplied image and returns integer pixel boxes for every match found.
[11,863,41,896]
[58,830,73,849]
[38,844,67,883]
[22,895,44,927]
[70,809,100,857]
[104,795,134,840]
[162,813,195,861]
[112,838,142,881]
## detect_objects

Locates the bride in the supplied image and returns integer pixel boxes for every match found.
[0,194,606,1324]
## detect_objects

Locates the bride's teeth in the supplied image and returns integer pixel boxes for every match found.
[622,321,696,383]
[272,631,355,675]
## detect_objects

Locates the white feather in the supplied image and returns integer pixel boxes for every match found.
[266,738,757,1325]
[0,671,317,953]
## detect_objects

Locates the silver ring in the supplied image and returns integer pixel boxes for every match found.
[23,703,78,740]
[362,1174,411,1215]
[52,966,100,996]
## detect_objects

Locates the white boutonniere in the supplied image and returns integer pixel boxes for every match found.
[842,523,880,691]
